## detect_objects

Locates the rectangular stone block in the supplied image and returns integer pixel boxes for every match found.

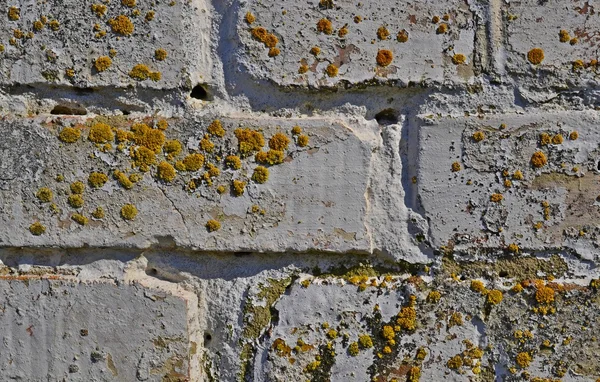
[0,0,210,89]
[0,278,189,381]
[235,0,477,88]
[415,111,600,260]
[0,115,420,260]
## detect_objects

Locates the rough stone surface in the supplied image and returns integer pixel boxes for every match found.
[2,0,600,381]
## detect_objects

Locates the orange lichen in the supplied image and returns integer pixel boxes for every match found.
[539,133,551,145]
[269,133,290,151]
[326,64,339,77]
[91,4,107,17]
[155,48,167,61]
[268,47,280,57]
[122,0,136,7]
[338,25,348,38]
[245,12,255,24]
[507,243,519,253]
[551,134,563,144]
[536,286,555,304]
[59,127,81,143]
[255,149,284,165]
[109,15,134,36]
[88,172,108,188]
[447,355,463,369]
[120,204,138,220]
[559,29,570,43]
[157,161,176,182]
[129,64,160,81]
[569,131,578,140]
[513,170,523,180]
[572,59,584,71]
[570,37,578,45]
[145,11,155,21]
[451,162,461,172]
[33,20,44,31]
[471,280,485,293]
[316,18,333,35]
[94,56,112,72]
[252,166,269,184]
[298,64,309,74]
[527,48,544,65]
[452,54,466,65]
[377,26,390,40]
[310,46,321,56]
[397,29,409,42]
[232,180,246,196]
[530,151,547,168]
[183,153,205,172]
[376,49,393,67]
[206,219,221,232]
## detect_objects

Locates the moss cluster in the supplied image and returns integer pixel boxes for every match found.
[120,204,138,220]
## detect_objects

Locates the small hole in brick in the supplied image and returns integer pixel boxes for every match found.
[204,332,212,344]
[499,271,509,277]
[375,108,399,125]
[51,104,87,115]
[148,268,157,275]
[191,84,208,100]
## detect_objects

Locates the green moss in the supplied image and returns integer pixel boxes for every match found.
[242,277,292,341]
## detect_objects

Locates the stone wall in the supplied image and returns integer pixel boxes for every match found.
[1,0,600,381]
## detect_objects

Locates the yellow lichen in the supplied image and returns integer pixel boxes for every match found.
[559,29,570,43]
[145,11,155,21]
[377,26,390,40]
[36,187,53,203]
[182,153,205,171]
[527,48,544,65]
[449,312,463,327]
[88,122,114,143]
[8,6,20,20]
[94,56,112,72]
[208,120,225,137]
[120,204,138,220]
[572,59,585,71]
[426,290,441,303]
[155,48,167,61]
[70,181,85,195]
[486,289,503,305]
[122,0,136,7]
[156,120,168,130]
[316,18,333,34]
[310,46,321,56]
[452,54,466,65]
[358,334,373,349]
[245,12,255,24]
[451,162,461,172]
[88,172,108,188]
[255,149,284,165]
[206,219,221,232]
[130,123,165,152]
[109,15,134,36]
[200,136,215,152]
[297,135,309,147]
[268,47,280,57]
[530,151,547,168]
[217,185,227,194]
[72,214,88,225]
[132,146,156,171]
[569,131,578,140]
[490,193,503,203]
[348,342,359,356]
[472,131,485,142]
[33,20,44,31]
[447,355,463,369]
[376,49,393,67]
[471,280,485,293]
[513,170,523,180]
[298,64,309,74]
[381,325,395,341]
[235,128,265,156]
[157,161,176,182]
[232,180,246,196]
[507,243,519,253]
[436,23,448,34]
[397,29,409,42]
[269,133,290,151]
[291,126,302,135]
[59,127,81,143]
[113,170,134,189]
[29,222,46,235]
[91,4,107,17]
[163,139,182,159]
[516,352,532,368]
[396,306,416,331]
[129,64,155,81]
[92,207,105,219]
[338,25,348,38]
[225,155,242,170]
[68,194,84,208]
